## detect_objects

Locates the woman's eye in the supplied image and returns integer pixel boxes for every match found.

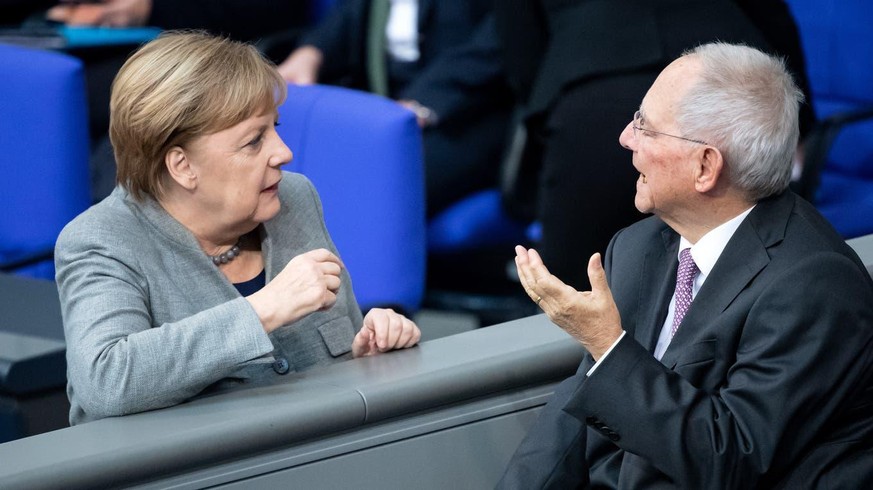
[246,135,264,147]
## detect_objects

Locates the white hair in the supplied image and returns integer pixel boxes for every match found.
[677,42,803,201]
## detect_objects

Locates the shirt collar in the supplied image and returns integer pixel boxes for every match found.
[678,205,755,279]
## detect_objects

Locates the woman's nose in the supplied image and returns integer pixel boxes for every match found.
[270,135,293,167]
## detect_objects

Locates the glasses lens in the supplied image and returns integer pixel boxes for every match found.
[633,111,640,138]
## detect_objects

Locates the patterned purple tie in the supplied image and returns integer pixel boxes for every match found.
[671,248,699,337]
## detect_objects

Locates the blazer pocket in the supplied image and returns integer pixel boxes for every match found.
[674,339,725,391]
[675,338,717,367]
[318,316,356,357]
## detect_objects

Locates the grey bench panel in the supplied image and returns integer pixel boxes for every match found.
[292,314,582,422]
[136,384,557,490]
[0,315,580,489]
[0,379,365,489]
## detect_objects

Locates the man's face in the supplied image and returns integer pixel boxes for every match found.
[618,57,704,220]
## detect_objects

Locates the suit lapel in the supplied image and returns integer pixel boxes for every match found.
[635,228,680,353]
[659,192,794,367]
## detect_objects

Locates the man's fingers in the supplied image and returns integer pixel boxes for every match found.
[515,246,538,294]
[587,253,609,295]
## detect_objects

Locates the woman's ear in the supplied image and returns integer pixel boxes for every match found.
[694,146,724,193]
[164,146,197,191]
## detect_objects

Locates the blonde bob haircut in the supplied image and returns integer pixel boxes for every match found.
[110,30,287,200]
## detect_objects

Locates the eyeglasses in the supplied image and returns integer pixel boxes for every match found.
[632,110,708,145]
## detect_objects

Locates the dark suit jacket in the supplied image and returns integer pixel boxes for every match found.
[302,0,509,125]
[499,191,873,488]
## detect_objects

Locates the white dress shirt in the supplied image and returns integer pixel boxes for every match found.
[386,0,420,62]
[589,206,755,375]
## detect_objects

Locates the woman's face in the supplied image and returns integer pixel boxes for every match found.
[181,110,293,232]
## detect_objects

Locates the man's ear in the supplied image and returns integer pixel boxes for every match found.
[694,146,724,193]
[164,146,197,191]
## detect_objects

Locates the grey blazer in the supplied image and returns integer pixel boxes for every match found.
[55,172,363,425]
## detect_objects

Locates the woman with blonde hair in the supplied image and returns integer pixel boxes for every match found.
[56,31,420,425]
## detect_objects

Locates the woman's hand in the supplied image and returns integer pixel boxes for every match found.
[352,308,421,357]
[247,248,343,333]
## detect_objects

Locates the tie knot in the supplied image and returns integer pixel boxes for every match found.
[678,248,698,283]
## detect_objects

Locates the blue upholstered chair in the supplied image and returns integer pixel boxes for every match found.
[0,44,91,279]
[787,0,873,238]
[427,189,530,255]
[276,84,426,313]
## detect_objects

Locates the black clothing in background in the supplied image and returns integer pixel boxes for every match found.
[147,0,307,43]
[302,0,514,216]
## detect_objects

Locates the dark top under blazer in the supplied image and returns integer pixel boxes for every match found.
[499,191,873,488]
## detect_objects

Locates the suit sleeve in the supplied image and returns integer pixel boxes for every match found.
[299,0,366,83]
[563,251,873,488]
[55,222,275,421]
[397,15,512,125]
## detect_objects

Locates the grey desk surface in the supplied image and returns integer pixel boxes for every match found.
[0,314,584,489]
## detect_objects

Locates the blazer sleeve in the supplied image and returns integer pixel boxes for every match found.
[563,251,873,488]
[397,15,512,125]
[55,221,275,422]
[300,0,368,84]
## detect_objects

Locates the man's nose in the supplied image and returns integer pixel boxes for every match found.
[619,121,635,150]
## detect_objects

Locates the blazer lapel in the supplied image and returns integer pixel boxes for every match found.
[635,228,680,353]
[659,192,793,367]
[260,221,279,282]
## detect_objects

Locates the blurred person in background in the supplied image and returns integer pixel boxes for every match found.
[278,0,514,216]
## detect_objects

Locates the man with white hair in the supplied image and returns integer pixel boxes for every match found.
[500,43,873,489]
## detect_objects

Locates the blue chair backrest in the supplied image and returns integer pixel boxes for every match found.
[787,0,873,238]
[276,84,426,313]
[0,44,91,279]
